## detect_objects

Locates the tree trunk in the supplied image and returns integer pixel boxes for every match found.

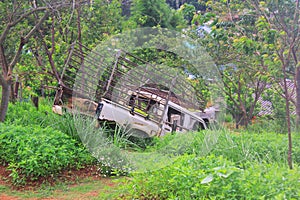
[284,81,293,170]
[235,115,240,129]
[0,81,11,122]
[243,112,249,128]
[235,112,249,129]
[10,83,16,102]
[0,44,11,122]
[283,70,293,169]
[295,66,300,130]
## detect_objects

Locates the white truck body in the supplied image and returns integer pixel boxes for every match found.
[94,97,207,137]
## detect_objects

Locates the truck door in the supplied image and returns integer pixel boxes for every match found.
[161,106,185,134]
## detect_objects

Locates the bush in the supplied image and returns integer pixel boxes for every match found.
[225,131,300,165]
[114,155,300,199]
[5,100,80,141]
[0,124,96,185]
[4,100,144,178]
[149,129,300,166]
[247,117,291,134]
[6,99,55,126]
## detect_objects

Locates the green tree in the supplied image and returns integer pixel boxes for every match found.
[246,0,299,169]
[0,1,86,122]
[81,0,124,45]
[0,1,51,121]
[196,0,299,169]
[191,1,271,128]
[178,3,196,24]
[13,0,124,101]
[130,0,186,29]
[166,0,206,11]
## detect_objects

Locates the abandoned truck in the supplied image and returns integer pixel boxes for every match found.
[53,42,215,137]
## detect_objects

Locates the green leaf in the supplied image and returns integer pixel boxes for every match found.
[201,174,214,184]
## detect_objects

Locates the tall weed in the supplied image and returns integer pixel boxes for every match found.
[5,100,80,141]
[111,155,300,199]
[148,129,300,166]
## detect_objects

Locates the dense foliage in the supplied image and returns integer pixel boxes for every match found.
[130,0,186,29]
[117,155,300,199]
[5,100,79,140]
[0,124,95,185]
[0,101,96,185]
[104,130,300,199]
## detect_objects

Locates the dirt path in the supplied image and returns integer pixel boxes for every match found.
[0,194,20,200]
[0,178,117,200]
[0,165,119,200]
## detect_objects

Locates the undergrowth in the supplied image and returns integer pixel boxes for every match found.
[109,155,300,199]
[106,129,300,199]
[2,99,300,199]
[0,124,96,185]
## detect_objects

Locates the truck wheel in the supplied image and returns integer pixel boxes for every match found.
[128,129,153,149]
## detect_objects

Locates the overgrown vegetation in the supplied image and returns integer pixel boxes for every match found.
[0,124,95,185]
[112,155,300,199]
[0,100,144,185]
[103,129,300,199]
[0,100,96,185]
[147,129,300,165]
[5,100,79,141]
[0,0,299,198]
[1,97,300,199]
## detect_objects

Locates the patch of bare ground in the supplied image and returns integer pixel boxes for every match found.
[0,164,118,200]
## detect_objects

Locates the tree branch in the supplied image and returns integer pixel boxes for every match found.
[0,1,84,44]
[38,16,61,82]
[51,15,55,55]
[10,7,49,27]
[0,74,5,86]
[8,11,50,70]
[0,24,11,45]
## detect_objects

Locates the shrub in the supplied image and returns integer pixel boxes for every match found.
[221,131,300,165]
[114,155,300,199]
[6,99,54,126]
[4,101,144,178]
[0,124,96,185]
[5,100,80,141]
[149,129,300,166]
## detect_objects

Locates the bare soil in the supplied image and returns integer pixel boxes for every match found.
[0,165,117,200]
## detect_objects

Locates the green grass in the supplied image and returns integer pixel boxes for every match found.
[104,129,300,199]
[108,155,300,199]
[145,128,300,167]
[0,177,118,200]
[5,99,80,141]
